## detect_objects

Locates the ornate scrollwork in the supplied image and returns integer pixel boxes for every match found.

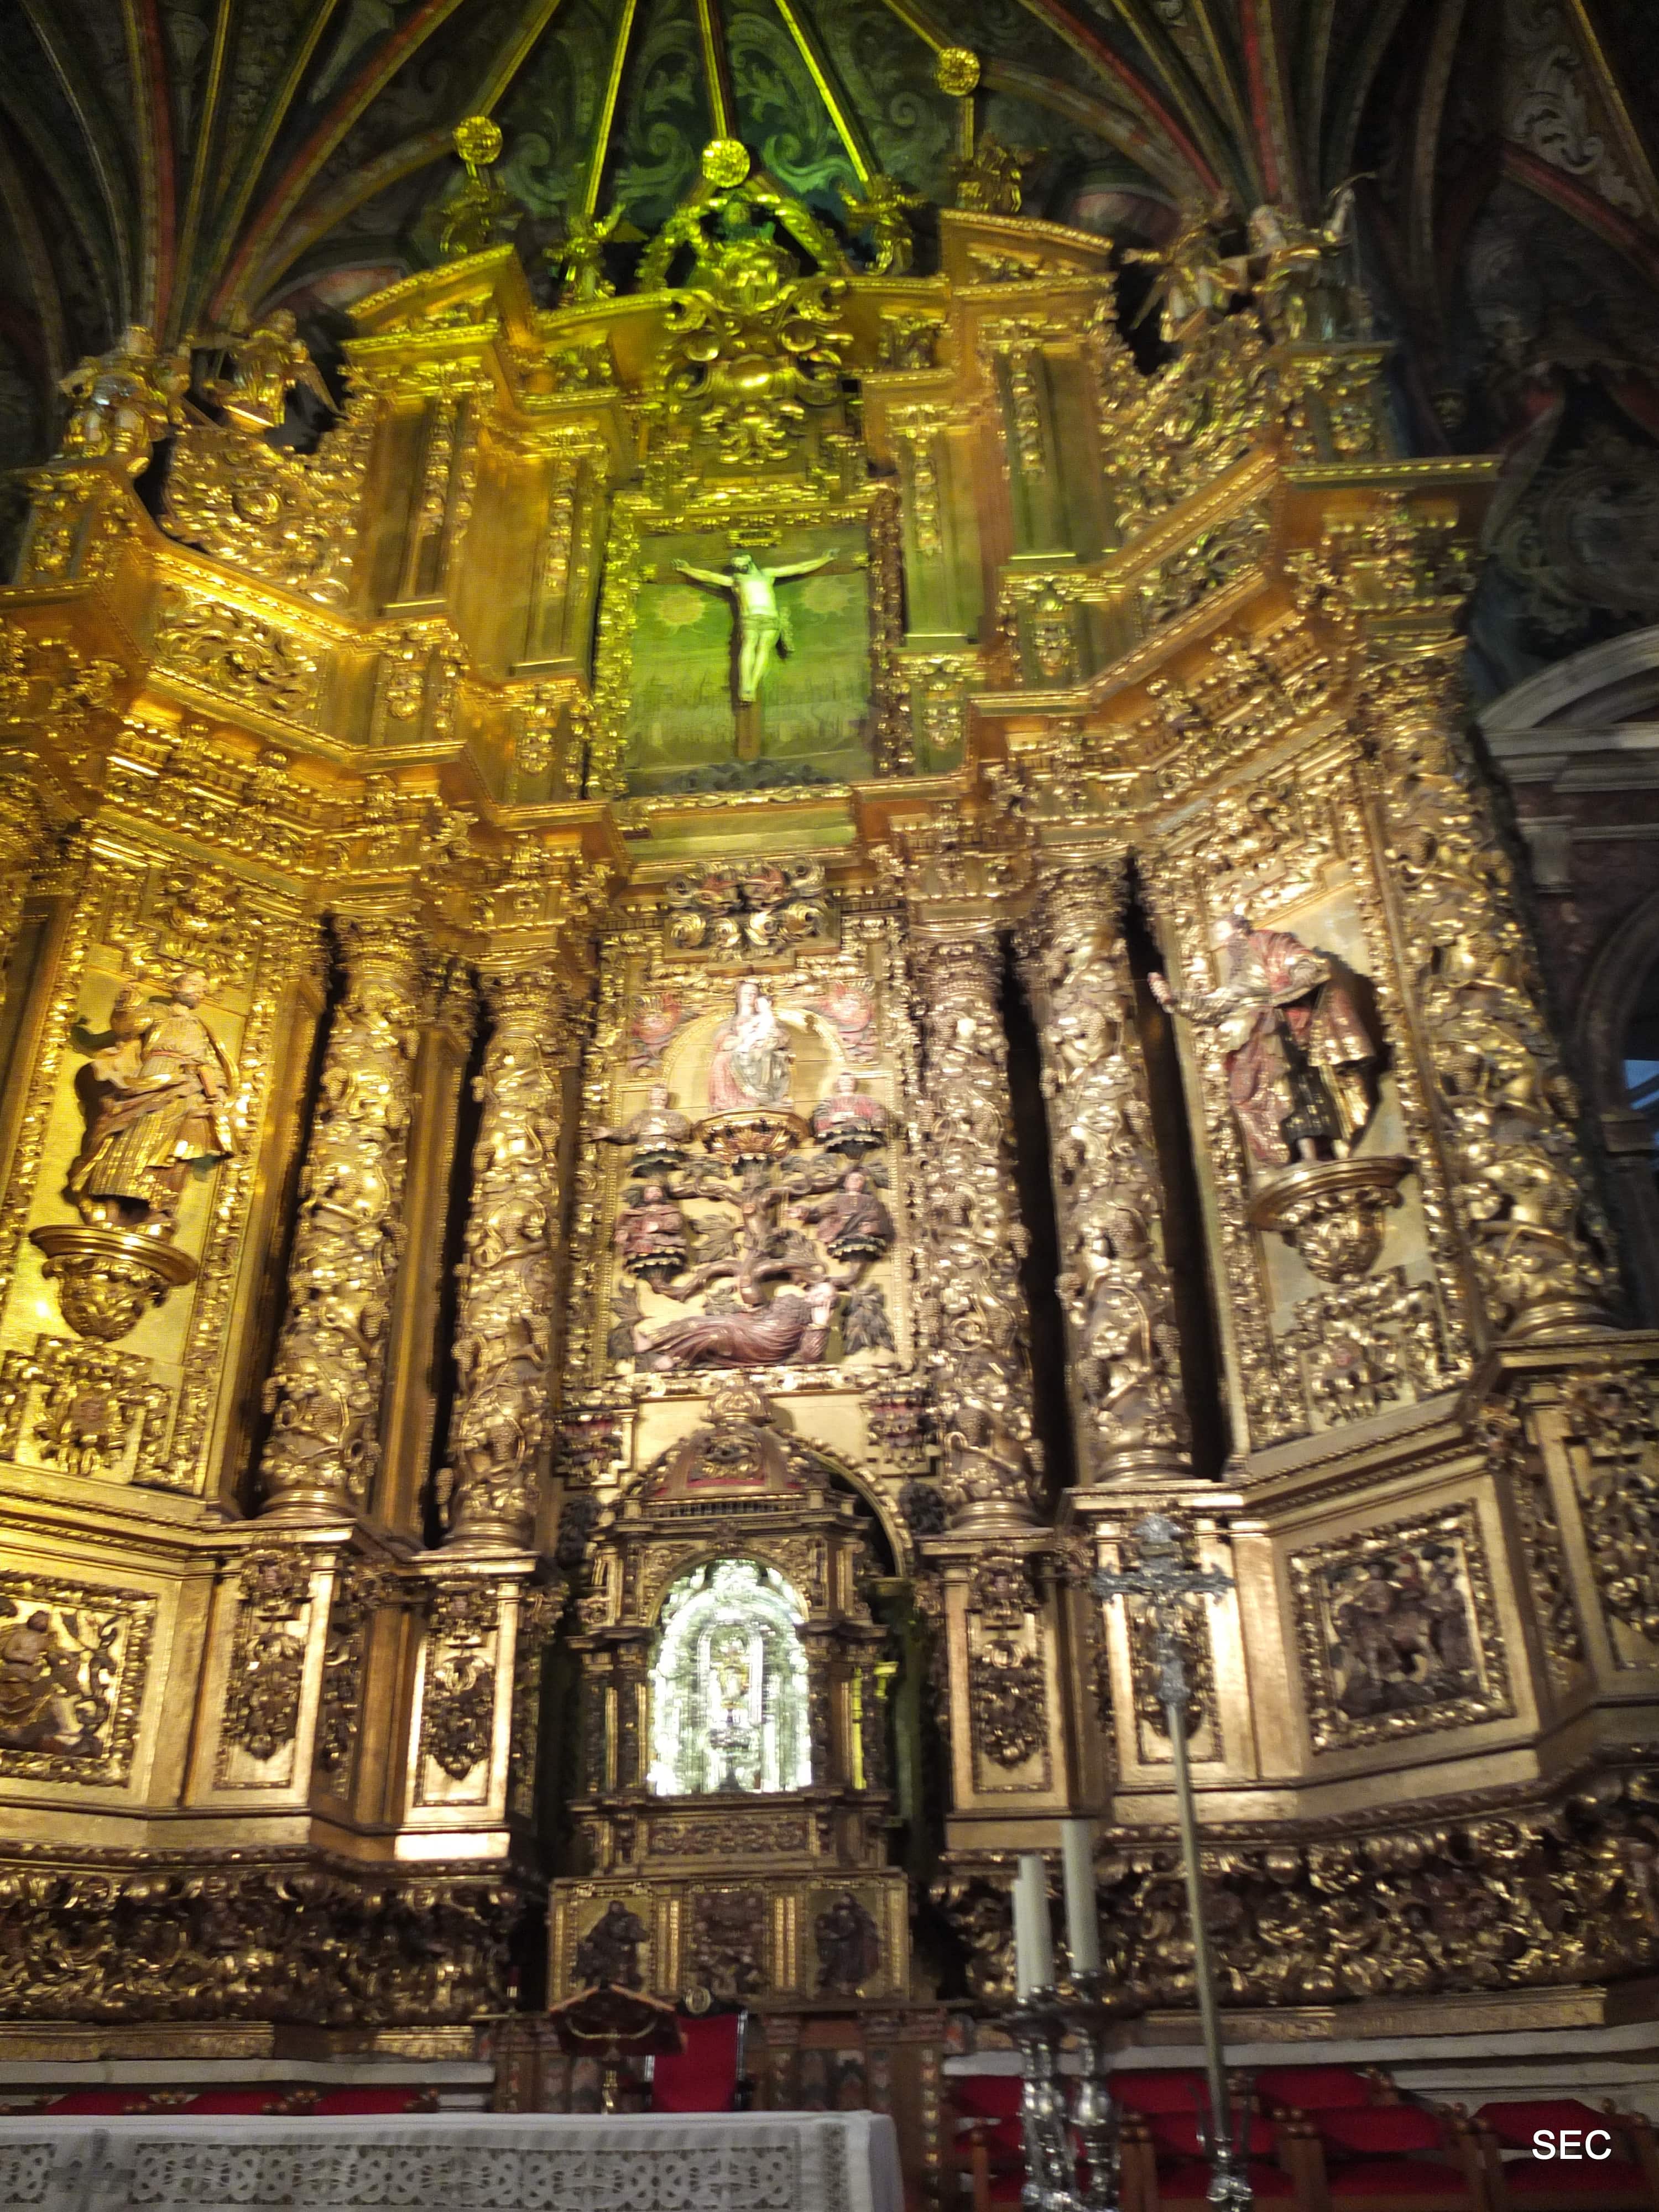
[936,1764,1659,2008]
[1560,1369,1659,1646]
[0,1855,520,2022]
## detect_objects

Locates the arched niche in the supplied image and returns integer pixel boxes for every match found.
[647,1555,812,1796]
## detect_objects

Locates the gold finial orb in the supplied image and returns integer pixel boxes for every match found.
[935,48,980,97]
[454,116,503,168]
[701,138,751,188]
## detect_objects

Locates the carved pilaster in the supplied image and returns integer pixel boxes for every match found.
[909,931,1039,1530]
[1020,862,1189,1483]
[258,911,425,1521]
[440,962,577,1551]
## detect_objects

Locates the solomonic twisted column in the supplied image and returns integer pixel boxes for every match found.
[439,962,577,1552]
[0,765,49,988]
[911,932,1041,1531]
[1021,864,1190,1484]
[258,912,426,1521]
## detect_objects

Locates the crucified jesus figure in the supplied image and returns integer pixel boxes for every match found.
[675,549,833,705]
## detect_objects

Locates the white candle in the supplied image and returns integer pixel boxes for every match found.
[1060,1819,1100,1975]
[1013,1853,1054,1996]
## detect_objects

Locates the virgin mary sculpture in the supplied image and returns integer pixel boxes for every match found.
[707,979,793,1112]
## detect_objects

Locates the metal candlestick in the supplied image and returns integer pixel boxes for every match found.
[1093,1512,1250,2211]
[1006,1977,1140,2212]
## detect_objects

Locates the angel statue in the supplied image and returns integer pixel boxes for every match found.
[675,549,833,706]
[842,176,925,276]
[552,204,643,306]
[197,305,332,431]
[59,327,189,472]
[1247,182,1368,343]
[1123,200,1247,344]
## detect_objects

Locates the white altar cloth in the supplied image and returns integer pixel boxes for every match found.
[0,2110,903,2212]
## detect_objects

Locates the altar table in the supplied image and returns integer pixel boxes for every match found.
[0,2109,904,2212]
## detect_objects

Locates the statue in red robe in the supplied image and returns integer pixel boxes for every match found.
[1152,911,1379,1167]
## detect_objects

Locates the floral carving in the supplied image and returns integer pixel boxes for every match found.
[421,1584,499,1782]
[0,1335,171,1486]
[153,588,320,722]
[219,1551,313,1767]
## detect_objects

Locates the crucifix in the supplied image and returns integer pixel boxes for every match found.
[672,548,834,759]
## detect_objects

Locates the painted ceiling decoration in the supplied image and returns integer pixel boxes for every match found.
[0,0,1652,400]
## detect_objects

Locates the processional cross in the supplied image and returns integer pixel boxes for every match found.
[1093,1514,1253,2209]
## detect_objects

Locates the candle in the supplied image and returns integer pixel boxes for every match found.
[1060,1819,1100,1975]
[1013,1853,1054,1996]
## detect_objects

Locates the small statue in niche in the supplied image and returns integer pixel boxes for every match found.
[815,1891,881,1996]
[574,1898,649,1989]
[790,1167,895,1265]
[708,979,794,1111]
[1150,910,1379,1167]
[67,968,239,1234]
[596,1082,694,1177]
[613,1181,691,1285]
[811,1072,891,1158]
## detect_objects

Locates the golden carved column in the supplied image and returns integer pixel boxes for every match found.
[439,960,577,1552]
[258,909,426,1521]
[0,761,48,986]
[1020,862,1190,1483]
[1363,648,1618,1341]
[910,931,1040,1531]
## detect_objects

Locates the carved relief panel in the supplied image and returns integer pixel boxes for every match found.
[0,1568,156,1787]
[1288,1504,1514,1754]
[564,902,917,1458]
